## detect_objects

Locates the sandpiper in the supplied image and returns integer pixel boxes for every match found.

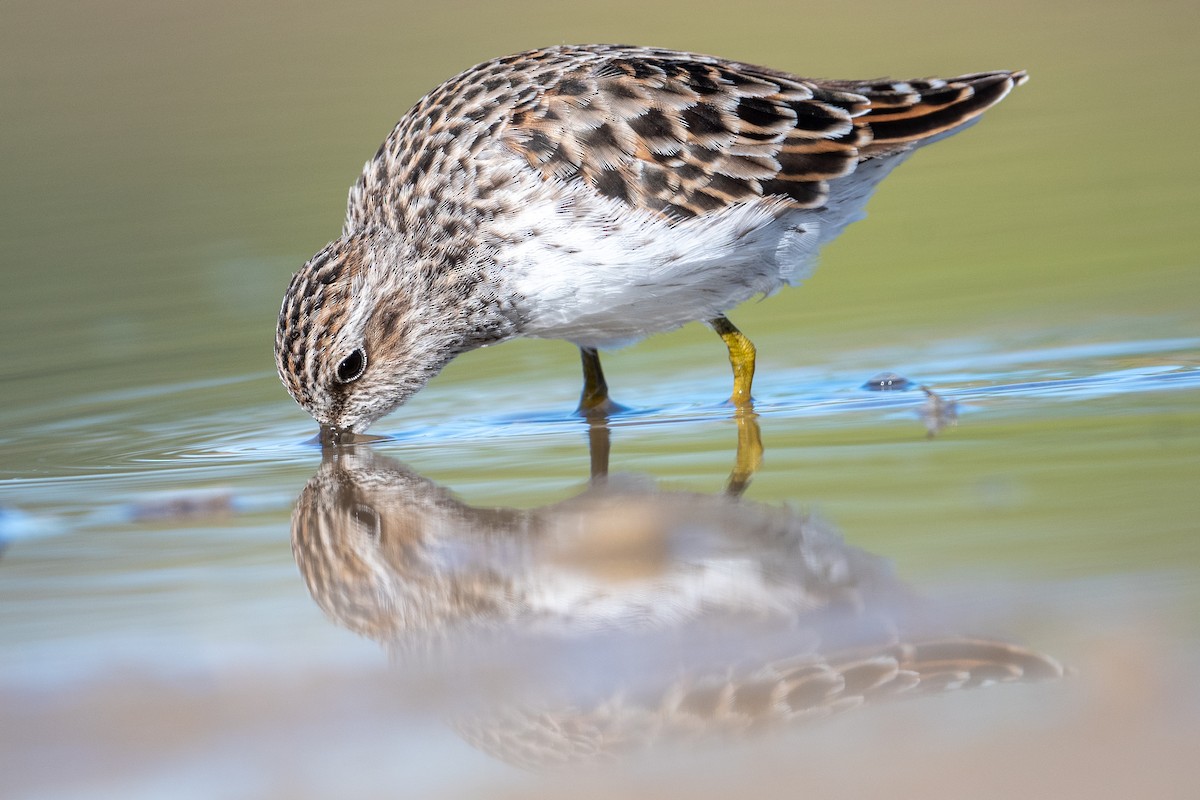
[275,45,1026,433]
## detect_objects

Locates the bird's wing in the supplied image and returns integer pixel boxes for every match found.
[501,46,1025,220]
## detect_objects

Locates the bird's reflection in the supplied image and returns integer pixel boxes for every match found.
[291,417,1062,769]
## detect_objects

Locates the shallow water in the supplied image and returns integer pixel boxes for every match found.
[3,1,1199,798]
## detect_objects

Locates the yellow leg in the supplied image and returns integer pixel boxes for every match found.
[709,316,756,407]
[578,347,620,417]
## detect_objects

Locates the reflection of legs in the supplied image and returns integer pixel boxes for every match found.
[587,417,611,483]
[578,347,619,481]
[708,316,756,407]
[726,409,764,497]
[578,347,619,417]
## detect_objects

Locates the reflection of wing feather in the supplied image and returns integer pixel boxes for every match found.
[456,636,1064,771]
[503,47,1026,220]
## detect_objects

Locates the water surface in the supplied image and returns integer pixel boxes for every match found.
[2,1,1198,797]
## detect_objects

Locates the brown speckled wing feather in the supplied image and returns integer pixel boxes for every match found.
[504,50,871,218]
[344,46,1025,233]
[500,47,1026,219]
[834,71,1028,155]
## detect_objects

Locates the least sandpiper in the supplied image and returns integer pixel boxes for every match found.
[275,45,1027,432]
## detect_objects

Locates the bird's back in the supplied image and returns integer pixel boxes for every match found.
[347,45,1026,234]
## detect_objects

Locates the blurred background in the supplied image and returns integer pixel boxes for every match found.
[1,0,1198,797]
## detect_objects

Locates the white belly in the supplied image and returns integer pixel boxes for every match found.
[491,153,911,349]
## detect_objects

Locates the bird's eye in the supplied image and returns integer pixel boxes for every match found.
[335,348,367,384]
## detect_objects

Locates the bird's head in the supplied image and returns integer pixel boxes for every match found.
[274,230,474,434]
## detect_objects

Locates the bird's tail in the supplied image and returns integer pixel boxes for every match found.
[827,70,1029,155]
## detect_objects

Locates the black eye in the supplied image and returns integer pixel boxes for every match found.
[335,348,366,384]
